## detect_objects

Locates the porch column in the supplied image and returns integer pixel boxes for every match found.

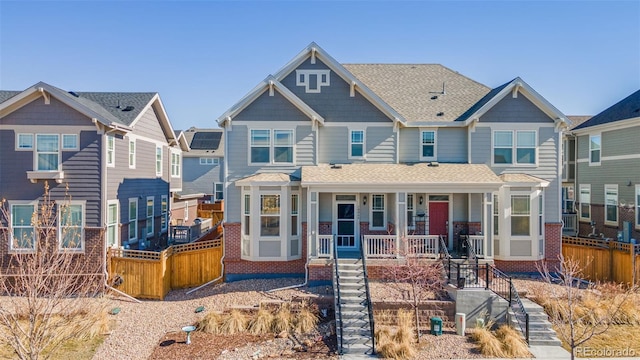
[484,192,493,258]
[397,192,406,254]
[308,190,318,257]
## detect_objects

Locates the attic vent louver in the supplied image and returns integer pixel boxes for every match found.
[68,91,79,97]
[122,106,135,112]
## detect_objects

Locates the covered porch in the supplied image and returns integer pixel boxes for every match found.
[301,163,504,261]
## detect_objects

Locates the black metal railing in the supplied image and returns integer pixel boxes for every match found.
[360,237,376,355]
[332,235,344,354]
[439,235,451,259]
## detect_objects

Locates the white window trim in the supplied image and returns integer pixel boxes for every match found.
[107,200,119,248]
[16,133,33,150]
[171,150,181,177]
[248,128,295,166]
[128,139,136,169]
[156,146,163,176]
[604,184,618,226]
[349,129,365,159]
[510,193,532,238]
[589,134,602,166]
[57,200,85,252]
[106,135,115,168]
[35,134,61,171]
[407,193,415,230]
[419,129,437,161]
[8,201,37,253]
[214,183,224,202]
[146,196,154,238]
[579,184,591,221]
[199,157,219,165]
[62,134,79,151]
[369,194,386,230]
[128,198,138,242]
[636,185,640,230]
[491,130,538,166]
[161,195,168,232]
[295,69,331,93]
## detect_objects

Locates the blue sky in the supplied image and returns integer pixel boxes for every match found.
[1,1,639,130]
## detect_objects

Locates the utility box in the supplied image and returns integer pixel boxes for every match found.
[430,317,443,336]
[456,313,466,335]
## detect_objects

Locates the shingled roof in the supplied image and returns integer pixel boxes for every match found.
[573,90,640,130]
[343,64,491,122]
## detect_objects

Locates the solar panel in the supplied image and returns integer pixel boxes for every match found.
[190,132,222,150]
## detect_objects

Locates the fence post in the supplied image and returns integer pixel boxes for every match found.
[485,264,489,290]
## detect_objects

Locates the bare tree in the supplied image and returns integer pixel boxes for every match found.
[379,237,445,342]
[537,255,637,360]
[0,182,106,360]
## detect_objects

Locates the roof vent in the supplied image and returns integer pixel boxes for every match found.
[68,91,79,97]
[436,112,444,116]
[122,105,135,112]
[430,95,438,100]
[428,161,439,167]
[330,163,342,169]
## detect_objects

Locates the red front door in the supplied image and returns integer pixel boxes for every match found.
[429,202,449,235]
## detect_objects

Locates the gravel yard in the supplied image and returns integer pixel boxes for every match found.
[93,278,484,360]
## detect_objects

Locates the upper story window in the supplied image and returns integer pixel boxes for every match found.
[604,184,618,225]
[10,203,36,252]
[36,134,60,171]
[106,135,115,167]
[128,140,136,169]
[249,129,294,165]
[370,194,386,230]
[421,130,436,161]
[589,134,601,165]
[493,130,536,165]
[199,157,219,165]
[156,146,162,176]
[214,183,224,201]
[350,130,364,159]
[171,152,181,177]
[62,134,78,150]
[579,184,591,221]
[17,134,33,149]
[58,202,84,251]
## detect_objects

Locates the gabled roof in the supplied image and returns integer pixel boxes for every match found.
[459,77,570,128]
[217,76,324,127]
[182,127,224,157]
[573,90,640,130]
[1,82,179,145]
[343,64,491,123]
[567,115,592,130]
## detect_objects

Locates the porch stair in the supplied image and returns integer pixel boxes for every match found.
[333,258,375,356]
[509,298,562,346]
[445,258,482,287]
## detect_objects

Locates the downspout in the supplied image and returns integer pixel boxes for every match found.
[267,232,310,293]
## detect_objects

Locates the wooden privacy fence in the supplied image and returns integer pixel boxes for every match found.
[562,236,640,285]
[108,238,223,300]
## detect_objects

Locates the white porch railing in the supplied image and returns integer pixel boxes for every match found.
[562,213,577,235]
[468,235,484,258]
[317,235,334,258]
[363,235,397,258]
[406,235,440,258]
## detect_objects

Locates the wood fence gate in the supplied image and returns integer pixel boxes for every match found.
[108,238,223,300]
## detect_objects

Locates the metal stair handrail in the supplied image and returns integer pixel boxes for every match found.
[486,265,530,344]
[332,235,344,354]
[509,280,530,344]
[439,235,451,259]
[360,237,376,355]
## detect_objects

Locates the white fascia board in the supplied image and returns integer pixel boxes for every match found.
[463,78,570,128]
[503,181,550,188]
[299,183,503,193]
[272,42,407,127]
[128,94,178,146]
[404,121,468,128]
[217,76,324,126]
[570,116,640,135]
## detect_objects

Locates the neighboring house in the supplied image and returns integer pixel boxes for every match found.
[570,90,640,241]
[0,81,187,278]
[561,115,591,235]
[217,42,570,282]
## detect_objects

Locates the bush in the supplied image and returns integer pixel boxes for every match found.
[220,309,247,335]
[495,325,530,358]
[248,308,274,335]
[272,304,293,333]
[470,326,505,358]
[294,306,318,334]
[198,311,224,334]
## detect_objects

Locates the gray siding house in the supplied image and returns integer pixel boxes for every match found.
[0,82,186,275]
[217,43,570,282]
[570,90,640,241]
[179,127,225,203]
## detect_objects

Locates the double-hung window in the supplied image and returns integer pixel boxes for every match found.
[407,194,415,229]
[58,202,84,251]
[579,184,591,221]
[10,203,36,251]
[36,134,60,171]
[171,152,181,177]
[156,146,162,176]
[371,194,385,229]
[128,140,136,168]
[106,135,115,167]
[493,131,536,165]
[243,194,251,237]
[420,130,436,160]
[260,194,280,236]
[128,198,138,241]
[274,130,294,163]
[146,197,154,237]
[511,195,530,236]
[291,194,299,237]
[493,194,499,236]
[250,130,270,163]
[107,202,118,247]
[605,185,618,225]
[214,183,224,201]
[250,129,294,164]
[589,134,601,165]
[349,130,364,158]
[161,195,168,232]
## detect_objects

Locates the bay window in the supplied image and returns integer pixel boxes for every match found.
[260,194,280,236]
[511,195,530,236]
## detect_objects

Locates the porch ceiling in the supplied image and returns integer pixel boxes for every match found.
[301,163,503,191]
